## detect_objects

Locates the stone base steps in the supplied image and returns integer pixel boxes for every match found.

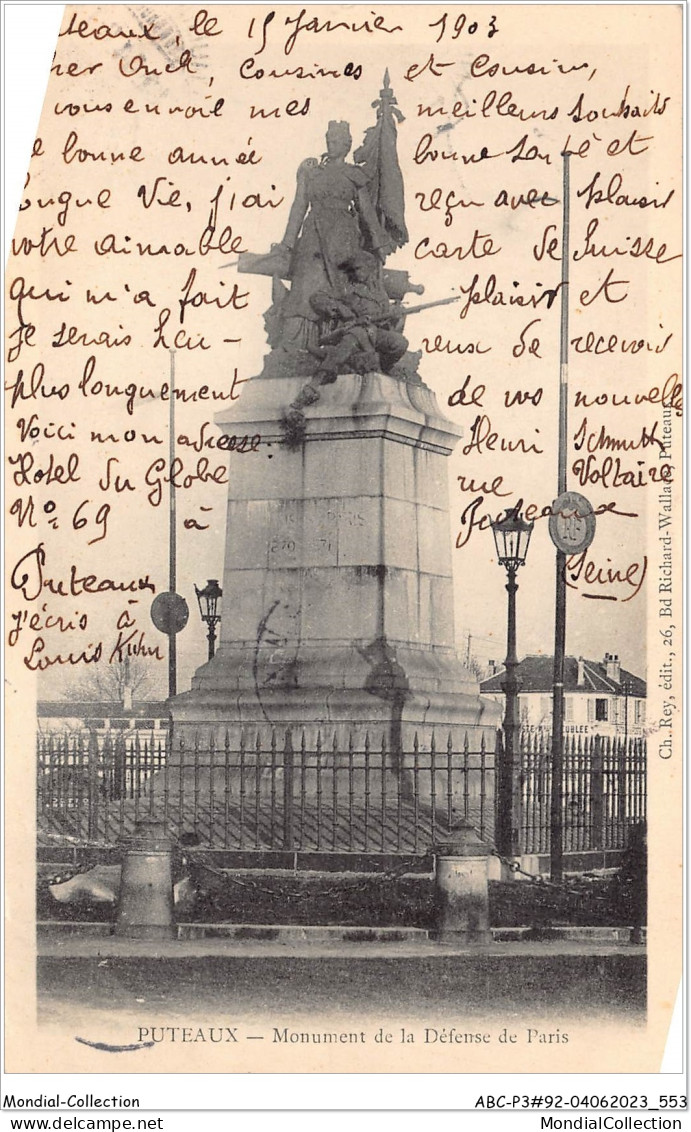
[37,921,646,944]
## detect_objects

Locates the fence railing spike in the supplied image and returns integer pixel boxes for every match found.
[35,722,647,857]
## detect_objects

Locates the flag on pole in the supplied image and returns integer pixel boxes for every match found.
[354,70,408,251]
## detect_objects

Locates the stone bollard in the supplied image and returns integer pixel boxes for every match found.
[115,819,176,940]
[434,823,492,944]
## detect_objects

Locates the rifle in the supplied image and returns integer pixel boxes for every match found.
[319,294,461,345]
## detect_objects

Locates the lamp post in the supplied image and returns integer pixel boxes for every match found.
[491,504,534,862]
[195,579,223,661]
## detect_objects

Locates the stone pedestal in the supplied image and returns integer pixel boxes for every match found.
[115,819,175,940]
[172,370,499,759]
[434,825,492,943]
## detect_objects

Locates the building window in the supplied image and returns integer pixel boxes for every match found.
[634,700,645,723]
[564,697,573,722]
[595,698,608,722]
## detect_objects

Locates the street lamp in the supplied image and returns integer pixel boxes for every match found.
[491,503,534,861]
[195,579,223,661]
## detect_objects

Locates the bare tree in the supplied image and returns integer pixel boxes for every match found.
[461,635,494,682]
[42,657,165,704]
[466,653,492,683]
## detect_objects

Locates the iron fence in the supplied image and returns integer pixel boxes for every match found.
[36,727,494,853]
[517,730,647,854]
[35,727,646,856]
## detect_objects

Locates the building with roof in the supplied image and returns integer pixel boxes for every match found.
[37,699,170,742]
[480,652,646,739]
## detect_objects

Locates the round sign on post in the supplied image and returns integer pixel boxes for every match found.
[549,491,596,555]
[151,591,189,635]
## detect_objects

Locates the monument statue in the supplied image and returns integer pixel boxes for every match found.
[239,71,426,388]
[170,72,499,830]
[274,121,390,347]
